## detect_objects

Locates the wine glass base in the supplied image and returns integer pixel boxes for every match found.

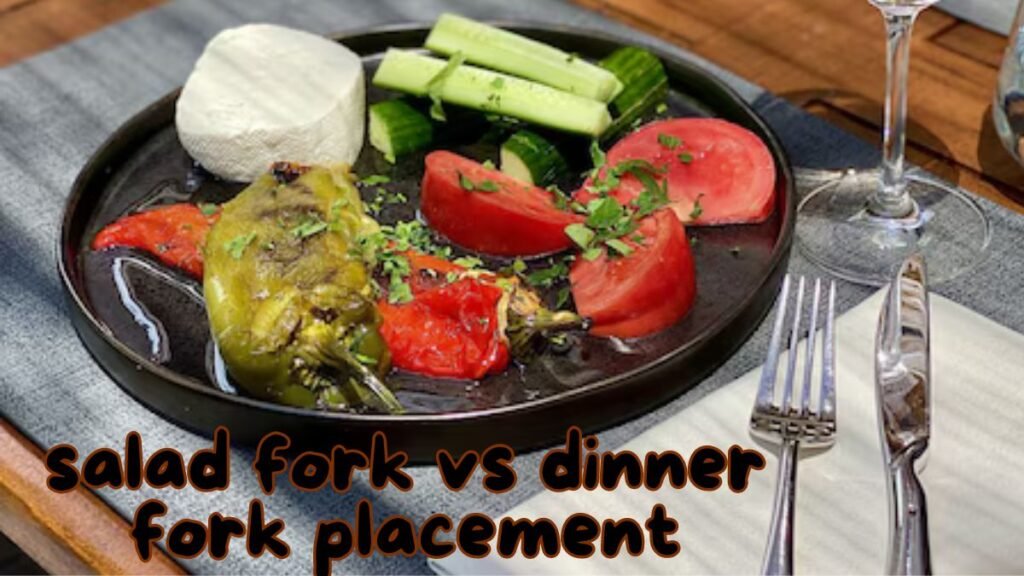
[796,169,991,286]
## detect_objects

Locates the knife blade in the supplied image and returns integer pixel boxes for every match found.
[875,253,932,575]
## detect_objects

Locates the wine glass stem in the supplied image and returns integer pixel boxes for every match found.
[873,9,920,219]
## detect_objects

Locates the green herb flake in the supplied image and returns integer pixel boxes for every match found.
[354,353,378,366]
[458,172,475,191]
[482,159,496,170]
[291,215,329,239]
[490,77,505,89]
[360,174,391,186]
[452,256,484,269]
[585,197,624,229]
[655,102,668,114]
[546,185,571,211]
[589,140,606,173]
[388,281,413,304]
[512,258,527,274]
[526,260,569,288]
[198,202,218,216]
[476,180,500,193]
[678,151,694,164]
[582,247,603,261]
[555,286,571,309]
[658,133,681,150]
[605,238,634,256]
[564,223,595,249]
[224,232,256,260]
[426,52,465,122]
[689,194,705,220]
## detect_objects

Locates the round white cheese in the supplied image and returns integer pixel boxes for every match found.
[175,24,365,182]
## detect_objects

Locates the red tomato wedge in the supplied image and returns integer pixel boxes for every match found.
[576,118,776,225]
[421,151,581,257]
[377,255,508,380]
[91,204,218,279]
[570,210,696,338]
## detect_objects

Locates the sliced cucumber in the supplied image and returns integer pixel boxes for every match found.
[372,49,612,137]
[500,130,568,186]
[368,100,433,163]
[599,47,668,139]
[425,13,623,103]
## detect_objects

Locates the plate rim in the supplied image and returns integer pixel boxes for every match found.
[57,21,795,427]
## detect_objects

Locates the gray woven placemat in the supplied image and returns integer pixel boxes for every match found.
[2,0,1024,574]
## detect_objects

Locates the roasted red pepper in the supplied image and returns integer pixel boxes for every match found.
[91,204,218,279]
[377,255,509,380]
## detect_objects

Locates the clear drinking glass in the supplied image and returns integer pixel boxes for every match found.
[995,0,1024,164]
[796,0,990,285]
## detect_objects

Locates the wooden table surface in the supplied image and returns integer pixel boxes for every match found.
[0,0,1020,573]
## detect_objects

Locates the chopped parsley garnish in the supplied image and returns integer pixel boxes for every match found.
[556,286,571,309]
[586,158,665,196]
[689,194,705,220]
[678,152,694,164]
[476,180,500,192]
[546,185,571,211]
[512,258,527,273]
[589,140,606,175]
[458,172,499,193]
[564,223,595,249]
[585,197,625,229]
[566,159,673,260]
[224,232,256,260]
[452,256,484,269]
[365,186,407,215]
[482,159,496,170]
[426,52,465,122]
[605,238,634,256]
[290,214,329,239]
[380,252,413,304]
[526,258,571,288]
[356,220,456,303]
[198,202,218,216]
[657,133,681,149]
[359,174,391,186]
[354,353,378,366]
[655,102,669,114]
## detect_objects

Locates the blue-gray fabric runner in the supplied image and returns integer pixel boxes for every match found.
[2,1,1023,574]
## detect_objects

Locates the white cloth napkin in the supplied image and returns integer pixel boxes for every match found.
[432,290,1024,575]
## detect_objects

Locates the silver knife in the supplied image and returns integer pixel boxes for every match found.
[875,253,932,575]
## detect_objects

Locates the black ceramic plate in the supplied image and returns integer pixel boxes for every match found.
[59,23,794,462]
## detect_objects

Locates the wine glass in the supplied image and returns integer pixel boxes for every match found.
[796,0,990,285]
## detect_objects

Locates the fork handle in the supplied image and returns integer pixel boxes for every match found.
[887,457,932,575]
[761,437,798,575]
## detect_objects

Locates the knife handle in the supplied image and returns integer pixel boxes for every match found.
[887,457,932,575]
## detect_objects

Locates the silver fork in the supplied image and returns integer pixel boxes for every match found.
[750,275,837,575]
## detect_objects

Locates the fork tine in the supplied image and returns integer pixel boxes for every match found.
[819,280,837,421]
[800,278,822,415]
[780,276,805,412]
[756,275,792,409]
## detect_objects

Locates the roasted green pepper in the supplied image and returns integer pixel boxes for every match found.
[203,163,402,413]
